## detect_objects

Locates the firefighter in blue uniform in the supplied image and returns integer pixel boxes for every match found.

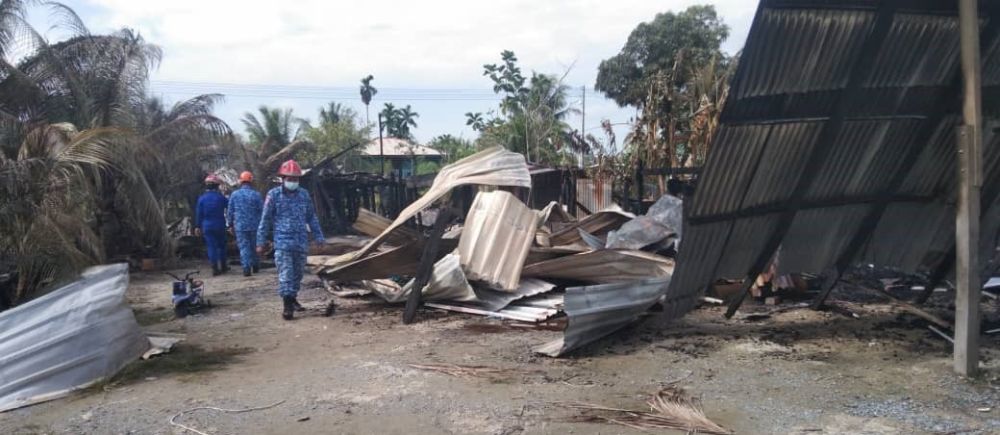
[256,160,325,320]
[227,171,263,276]
[194,174,229,276]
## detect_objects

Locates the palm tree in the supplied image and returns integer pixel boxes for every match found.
[0,123,117,302]
[0,1,233,304]
[397,105,419,139]
[241,105,300,147]
[378,103,419,139]
[379,102,397,136]
[359,75,377,131]
[317,102,350,126]
[134,94,232,214]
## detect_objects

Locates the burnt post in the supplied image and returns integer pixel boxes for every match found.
[403,208,455,324]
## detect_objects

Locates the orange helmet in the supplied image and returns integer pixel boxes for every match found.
[239,171,254,183]
[278,159,302,177]
[204,174,221,185]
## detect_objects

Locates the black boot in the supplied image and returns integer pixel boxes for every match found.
[252,264,260,274]
[243,268,251,277]
[222,261,230,272]
[292,297,305,312]
[282,296,294,320]
[212,263,221,276]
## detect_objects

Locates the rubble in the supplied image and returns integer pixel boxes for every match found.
[606,194,682,250]
[308,147,678,356]
[534,278,671,357]
[522,250,674,283]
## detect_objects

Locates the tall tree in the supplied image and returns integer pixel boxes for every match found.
[468,50,577,165]
[595,5,732,168]
[595,5,729,108]
[359,75,377,131]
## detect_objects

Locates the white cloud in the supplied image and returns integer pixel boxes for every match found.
[74,0,756,141]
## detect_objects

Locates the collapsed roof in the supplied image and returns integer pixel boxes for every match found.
[669,0,1000,315]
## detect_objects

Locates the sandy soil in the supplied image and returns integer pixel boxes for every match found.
[2,261,1000,435]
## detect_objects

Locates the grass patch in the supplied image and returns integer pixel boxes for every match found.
[133,307,173,326]
[88,344,253,391]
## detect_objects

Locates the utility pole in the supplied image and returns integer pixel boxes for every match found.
[378,114,385,176]
[580,85,586,168]
[955,0,982,376]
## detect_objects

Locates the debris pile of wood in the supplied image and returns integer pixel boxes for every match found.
[307,147,681,356]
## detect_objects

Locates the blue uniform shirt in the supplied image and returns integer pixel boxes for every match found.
[257,187,324,252]
[227,184,263,232]
[195,189,228,231]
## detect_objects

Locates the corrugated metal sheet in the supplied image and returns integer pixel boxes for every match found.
[523,249,674,284]
[458,190,540,291]
[0,264,148,412]
[348,146,532,260]
[534,278,670,357]
[548,208,634,246]
[670,1,1000,308]
[576,177,615,217]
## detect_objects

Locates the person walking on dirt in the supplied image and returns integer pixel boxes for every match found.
[256,160,325,320]
[195,174,229,276]
[227,171,263,277]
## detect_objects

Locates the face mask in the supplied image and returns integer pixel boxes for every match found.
[283,180,299,191]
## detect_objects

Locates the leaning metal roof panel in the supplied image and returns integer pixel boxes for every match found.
[669,1,1000,304]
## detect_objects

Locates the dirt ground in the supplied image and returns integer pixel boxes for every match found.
[3,261,1000,435]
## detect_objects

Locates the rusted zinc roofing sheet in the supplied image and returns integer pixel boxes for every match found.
[458,190,540,291]
[669,0,1000,311]
[576,177,614,218]
[522,250,674,284]
[535,278,671,357]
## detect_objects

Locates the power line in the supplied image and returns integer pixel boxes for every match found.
[148,80,610,100]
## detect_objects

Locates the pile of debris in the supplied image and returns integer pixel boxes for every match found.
[308,147,681,356]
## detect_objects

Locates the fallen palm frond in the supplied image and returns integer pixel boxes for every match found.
[557,385,731,434]
[408,363,529,380]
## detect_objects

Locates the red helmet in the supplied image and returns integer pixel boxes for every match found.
[239,171,254,183]
[278,159,302,177]
[204,174,221,185]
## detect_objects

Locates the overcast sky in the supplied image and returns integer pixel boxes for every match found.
[58,0,757,144]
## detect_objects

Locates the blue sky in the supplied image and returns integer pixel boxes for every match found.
[42,1,756,145]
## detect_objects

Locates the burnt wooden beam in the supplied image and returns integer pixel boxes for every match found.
[403,208,455,324]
